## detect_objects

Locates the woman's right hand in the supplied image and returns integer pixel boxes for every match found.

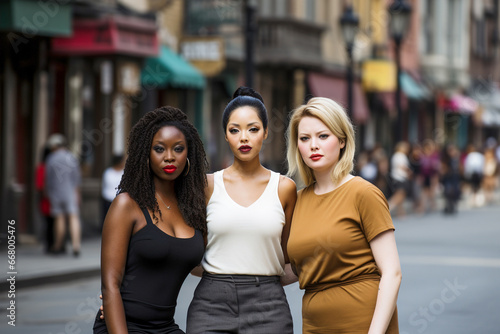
[99,294,105,319]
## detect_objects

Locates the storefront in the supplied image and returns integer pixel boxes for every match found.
[0,0,72,238]
[51,13,158,228]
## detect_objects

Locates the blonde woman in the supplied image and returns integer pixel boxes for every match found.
[286,97,401,333]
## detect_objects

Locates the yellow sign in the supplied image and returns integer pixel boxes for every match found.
[362,60,396,92]
[181,37,225,77]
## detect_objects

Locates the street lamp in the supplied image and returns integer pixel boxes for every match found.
[245,0,257,88]
[388,0,412,143]
[339,5,359,120]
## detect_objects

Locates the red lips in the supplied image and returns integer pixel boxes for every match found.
[163,165,177,174]
[239,145,252,153]
[310,154,323,161]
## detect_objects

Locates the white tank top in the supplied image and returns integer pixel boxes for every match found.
[202,170,286,276]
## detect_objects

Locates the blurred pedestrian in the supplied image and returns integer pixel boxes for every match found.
[372,145,392,199]
[388,141,412,217]
[358,149,378,184]
[420,139,440,213]
[440,143,461,214]
[35,145,55,253]
[483,147,498,205]
[408,143,423,213]
[463,145,485,207]
[45,133,82,256]
[100,154,125,228]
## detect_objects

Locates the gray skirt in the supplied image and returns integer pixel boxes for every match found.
[186,272,293,334]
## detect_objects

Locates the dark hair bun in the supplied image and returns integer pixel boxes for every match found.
[232,86,264,104]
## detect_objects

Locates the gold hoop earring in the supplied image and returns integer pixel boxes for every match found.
[184,157,190,176]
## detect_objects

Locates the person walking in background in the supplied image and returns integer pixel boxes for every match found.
[408,143,424,214]
[35,145,56,254]
[45,134,82,256]
[93,107,208,333]
[388,141,412,217]
[372,144,392,199]
[100,154,125,228]
[440,143,461,214]
[286,97,401,333]
[482,147,498,205]
[358,149,378,184]
[186,87,296,334]
[420,139,440,213]
[463,145,485,207]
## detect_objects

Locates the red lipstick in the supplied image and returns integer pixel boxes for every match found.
[310,154,323,161]
[239,145,252,152]
[163,165,177,174]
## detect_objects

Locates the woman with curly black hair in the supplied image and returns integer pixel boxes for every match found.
[93,106,208,334]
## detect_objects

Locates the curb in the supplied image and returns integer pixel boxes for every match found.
[0,267,100,291]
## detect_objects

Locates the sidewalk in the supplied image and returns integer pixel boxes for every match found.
[0,235,101,291]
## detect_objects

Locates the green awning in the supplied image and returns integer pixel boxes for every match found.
[0,0,71,36]
[142,46,205,89]
[400,72,430,100]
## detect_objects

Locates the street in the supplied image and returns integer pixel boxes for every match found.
[0,204,499,334]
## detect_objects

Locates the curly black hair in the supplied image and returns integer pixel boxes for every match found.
[117,106,209,233]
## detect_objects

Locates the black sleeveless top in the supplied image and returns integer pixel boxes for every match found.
[94,209,205,333]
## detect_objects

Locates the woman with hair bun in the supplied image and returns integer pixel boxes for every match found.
[186,87,297,334]
[286,97,401,333]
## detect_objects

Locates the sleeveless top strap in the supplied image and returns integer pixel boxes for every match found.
[141,208,154,226]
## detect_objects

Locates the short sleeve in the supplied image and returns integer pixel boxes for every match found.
[357,183,394,242]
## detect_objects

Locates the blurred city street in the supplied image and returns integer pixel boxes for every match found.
[2,0,500,333]
[1,199,499,334]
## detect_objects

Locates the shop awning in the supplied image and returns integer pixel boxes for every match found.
[308,72,369,124]
[443,94,479,114]
[0,0,71,36]
[400,72,430,100]
[142,46,205,89]
[52,15,158,57]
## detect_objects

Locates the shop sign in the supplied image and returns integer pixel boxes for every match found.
[362,60,396,92]
[181,37,225,77]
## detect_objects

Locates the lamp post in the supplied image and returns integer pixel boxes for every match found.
[245,0,257,88]
[339,5,359,120]
[388,0,412,143]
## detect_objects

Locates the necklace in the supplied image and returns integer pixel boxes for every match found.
[156,192,171,210]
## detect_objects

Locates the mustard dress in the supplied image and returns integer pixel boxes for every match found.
[288,177,399,334]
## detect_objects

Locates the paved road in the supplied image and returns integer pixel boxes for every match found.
[396,205,500,334]
[1,205,499,333]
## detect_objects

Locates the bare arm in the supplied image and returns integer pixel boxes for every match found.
[188,173,214,278]
[368,230,402,334]
[278,176,298,286]
[100,194,137,333]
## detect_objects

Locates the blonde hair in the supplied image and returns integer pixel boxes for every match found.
[286,97,355,187]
